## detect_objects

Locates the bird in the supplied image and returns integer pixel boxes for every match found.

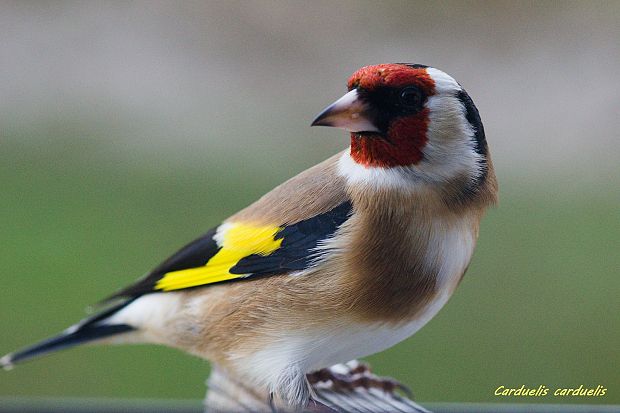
[2,63,497,411]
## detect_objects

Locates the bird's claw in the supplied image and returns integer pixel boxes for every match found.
[306,360,413,399]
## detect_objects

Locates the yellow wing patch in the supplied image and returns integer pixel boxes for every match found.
[155,222,283,291]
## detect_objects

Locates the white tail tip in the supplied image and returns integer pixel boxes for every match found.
[1,354,14,371]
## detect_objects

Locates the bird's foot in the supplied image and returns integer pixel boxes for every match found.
[306,360,413,398]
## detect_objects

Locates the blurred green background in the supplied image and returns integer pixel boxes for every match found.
[1,0,618,406]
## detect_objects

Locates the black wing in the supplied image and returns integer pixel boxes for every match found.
[108,202,352,299]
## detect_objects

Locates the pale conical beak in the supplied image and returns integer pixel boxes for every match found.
[311,89,380,133]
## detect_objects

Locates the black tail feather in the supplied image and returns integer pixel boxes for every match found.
[1,324,134,369]
[1,299,136,370]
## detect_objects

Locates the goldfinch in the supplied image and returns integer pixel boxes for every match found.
[2,63,497,410]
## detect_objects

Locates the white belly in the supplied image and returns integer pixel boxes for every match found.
[233,289,454,407]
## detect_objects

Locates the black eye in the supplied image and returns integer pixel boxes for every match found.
[399,87,422,108]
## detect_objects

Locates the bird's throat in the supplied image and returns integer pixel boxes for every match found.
[349,110,429,168]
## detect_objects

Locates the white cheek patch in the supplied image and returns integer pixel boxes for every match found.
[426,67,461,93]
[418,94,484,184]
[420,67,485,184]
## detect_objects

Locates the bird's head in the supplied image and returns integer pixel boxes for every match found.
[313,63,490,197]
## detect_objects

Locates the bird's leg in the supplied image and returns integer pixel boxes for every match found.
[306,361,413,398]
